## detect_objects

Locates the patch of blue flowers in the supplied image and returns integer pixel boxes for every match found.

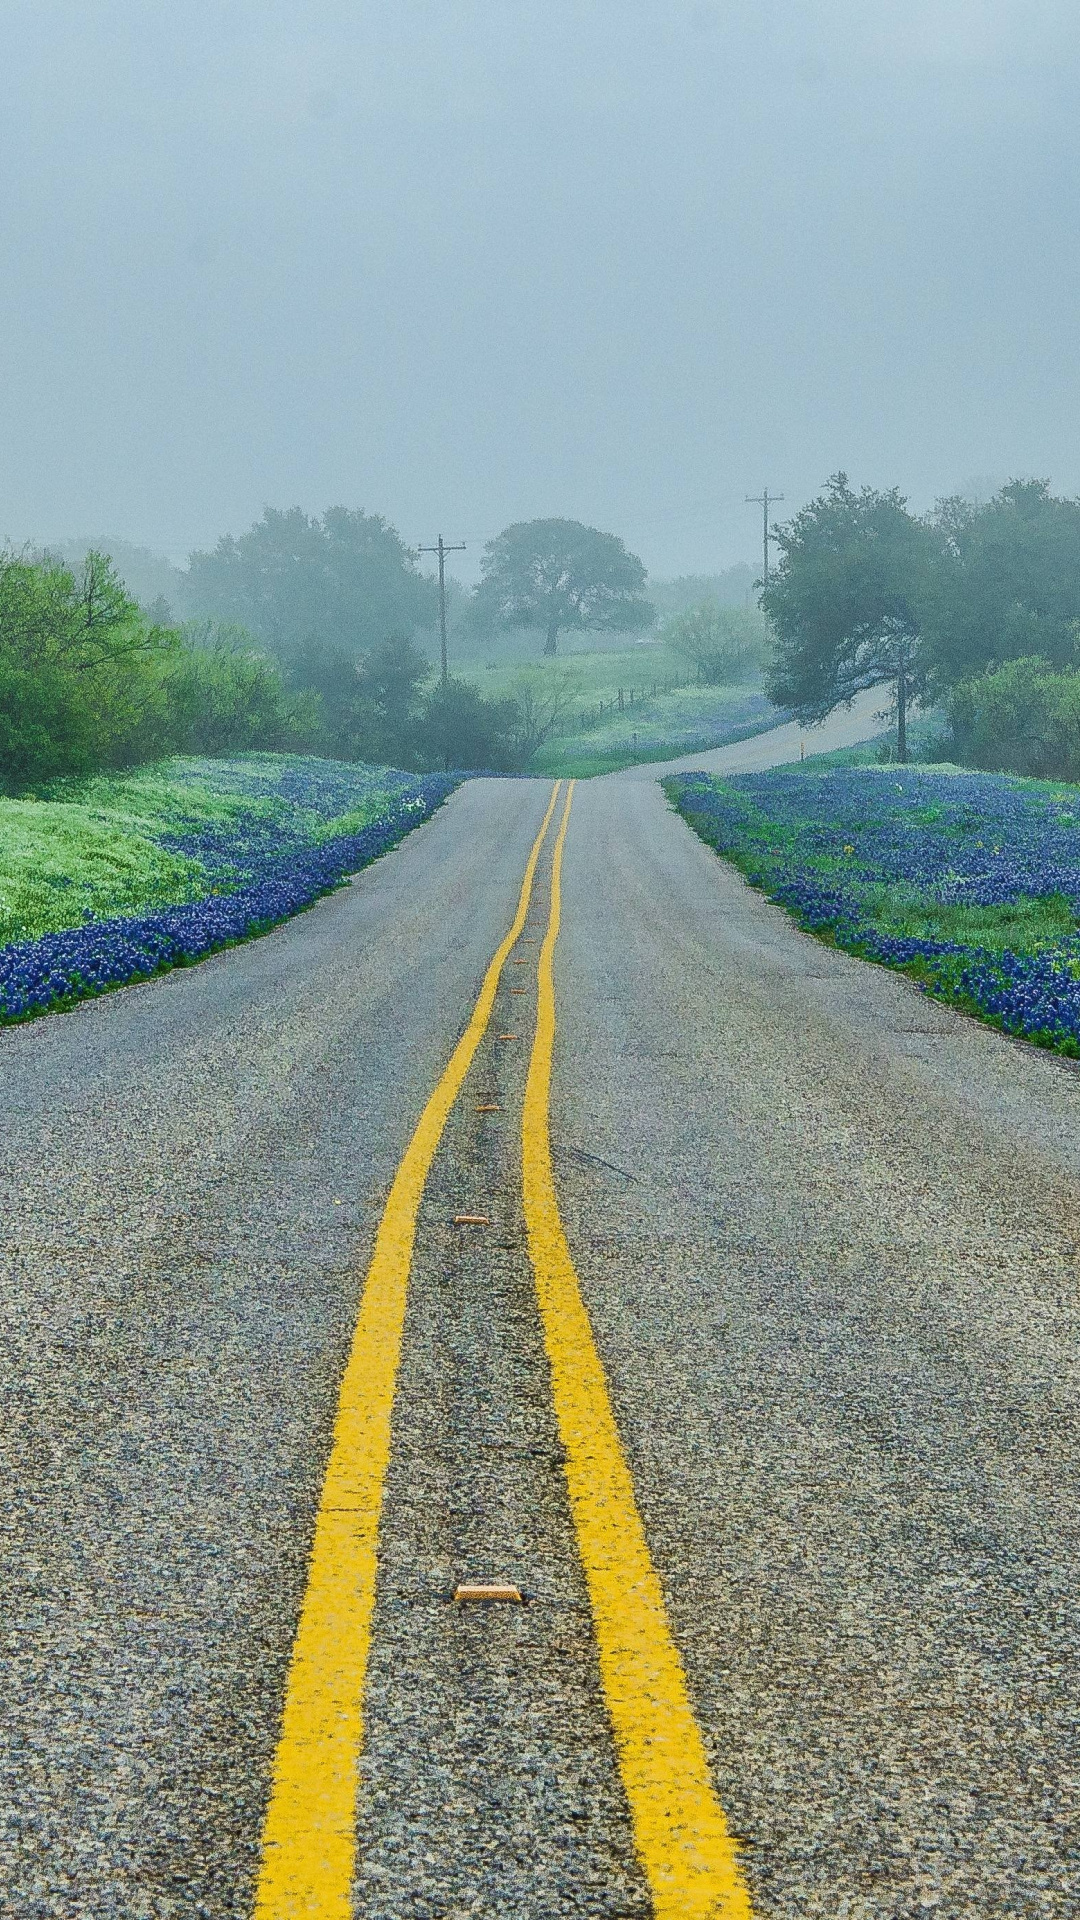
[667,765,1080,1056]
[0,765,457,1026]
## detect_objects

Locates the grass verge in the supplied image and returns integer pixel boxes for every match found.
[667,763,1080,1057]
[0,755,457,1027]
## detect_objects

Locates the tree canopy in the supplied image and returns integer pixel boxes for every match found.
[184,506,436,663]
[921,480,1080,692]
[762,474,935,759]
[473,518,653,655]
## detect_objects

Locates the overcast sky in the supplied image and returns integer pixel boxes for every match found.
[2,0,1079,577]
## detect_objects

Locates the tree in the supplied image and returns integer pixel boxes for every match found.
[921,480,1080,691]
[155,624,320,757]
[762,474,935,762]
[337,634,432,765]
[505,666,583,759]
[946,655,1080,781]
[663,602,768,685]
[414,678,521,772]
[0,549,176,788]
[474,518,654,656]
[48,536,184,619]
[184,507,437,666]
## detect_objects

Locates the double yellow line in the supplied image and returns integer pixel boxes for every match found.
[254,781,751,1920]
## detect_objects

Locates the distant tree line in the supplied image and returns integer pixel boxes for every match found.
[763,474,1080,777]
[1,511,656,790]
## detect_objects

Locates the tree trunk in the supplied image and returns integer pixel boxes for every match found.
[543,620,559,656]
[897,668,908,764]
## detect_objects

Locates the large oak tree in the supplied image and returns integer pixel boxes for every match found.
[474,518,653,656]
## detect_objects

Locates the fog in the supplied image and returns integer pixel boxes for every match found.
[2,1,1078,576]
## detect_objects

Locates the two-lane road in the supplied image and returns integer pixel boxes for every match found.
[1,706,1078,1916]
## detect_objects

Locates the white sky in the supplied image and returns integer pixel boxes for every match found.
[2,1,1079,575]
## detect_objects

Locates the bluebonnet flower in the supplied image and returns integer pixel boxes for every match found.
[0,767,457,1026]
[667,766,1080,1055]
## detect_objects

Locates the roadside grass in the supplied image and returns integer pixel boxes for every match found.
[666,763,1080,1056]
[0,755,455,1025]
[0,756,416,947]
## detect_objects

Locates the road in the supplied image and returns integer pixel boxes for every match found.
[1,705,1078,1918]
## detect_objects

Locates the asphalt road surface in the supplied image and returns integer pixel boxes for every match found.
[2,702,1079,1918]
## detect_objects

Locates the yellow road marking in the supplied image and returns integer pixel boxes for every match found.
[522,783,752,1920]
[253,781,562,1920]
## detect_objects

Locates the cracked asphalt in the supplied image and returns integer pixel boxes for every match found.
[2,704,1079,1916]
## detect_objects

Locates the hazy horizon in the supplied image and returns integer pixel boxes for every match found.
[4,1,1079,579]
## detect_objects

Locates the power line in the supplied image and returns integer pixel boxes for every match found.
[745,489,785,589]
[417,535,466,684]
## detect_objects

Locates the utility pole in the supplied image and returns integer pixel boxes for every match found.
[418,535,466,684]
[745,489,785,590]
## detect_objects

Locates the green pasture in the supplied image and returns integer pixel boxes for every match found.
[453,637,778,774]
[458,637,691,714]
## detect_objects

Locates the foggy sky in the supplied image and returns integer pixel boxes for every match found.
[2,1,1079,578]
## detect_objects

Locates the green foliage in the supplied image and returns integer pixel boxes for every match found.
[762,474,934,725]
[414,677,521,772]
[924,482,1080,690]
[473,518,654,656]
[48,536,184,618]
[184,505,436,664]
[334,634,432,765]
[0,551,318,791]
[0,548,177,789]
[661,602,768,684]
[183,506,439,749]
[948,656,1080,782]
[154,626,321,757]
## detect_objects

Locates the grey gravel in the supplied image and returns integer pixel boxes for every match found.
[553,771,1080,1917]
[3,724,1080,1917]
[353,863,648,1915]
[0,781,555,1916]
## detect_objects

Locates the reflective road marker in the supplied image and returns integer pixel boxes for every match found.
[522,782,752,1920]
[253,781,562,1919]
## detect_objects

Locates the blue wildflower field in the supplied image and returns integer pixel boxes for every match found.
[667,765,1080,1056]
[0,755,457,1026]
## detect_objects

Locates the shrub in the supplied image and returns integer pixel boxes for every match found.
[948,656,1080,782]
[661,601,768,685]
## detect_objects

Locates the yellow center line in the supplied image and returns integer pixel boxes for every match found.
[522,782,752,1920]
[253,780,562,1920]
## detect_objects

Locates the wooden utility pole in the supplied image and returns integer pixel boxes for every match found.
[745,489,785,589]
[418,535,466,683]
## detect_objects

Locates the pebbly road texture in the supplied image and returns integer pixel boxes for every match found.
[0,778,556,1917]
[554,773,1080,1918]
[3,699,1079,1918]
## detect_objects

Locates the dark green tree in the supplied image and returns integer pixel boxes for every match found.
[474,518,654,656]
[337,635,432,765]
[763,475,935,761]
[184,506,437,666]
[414,677,521,772]
[922,480,1080,690]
